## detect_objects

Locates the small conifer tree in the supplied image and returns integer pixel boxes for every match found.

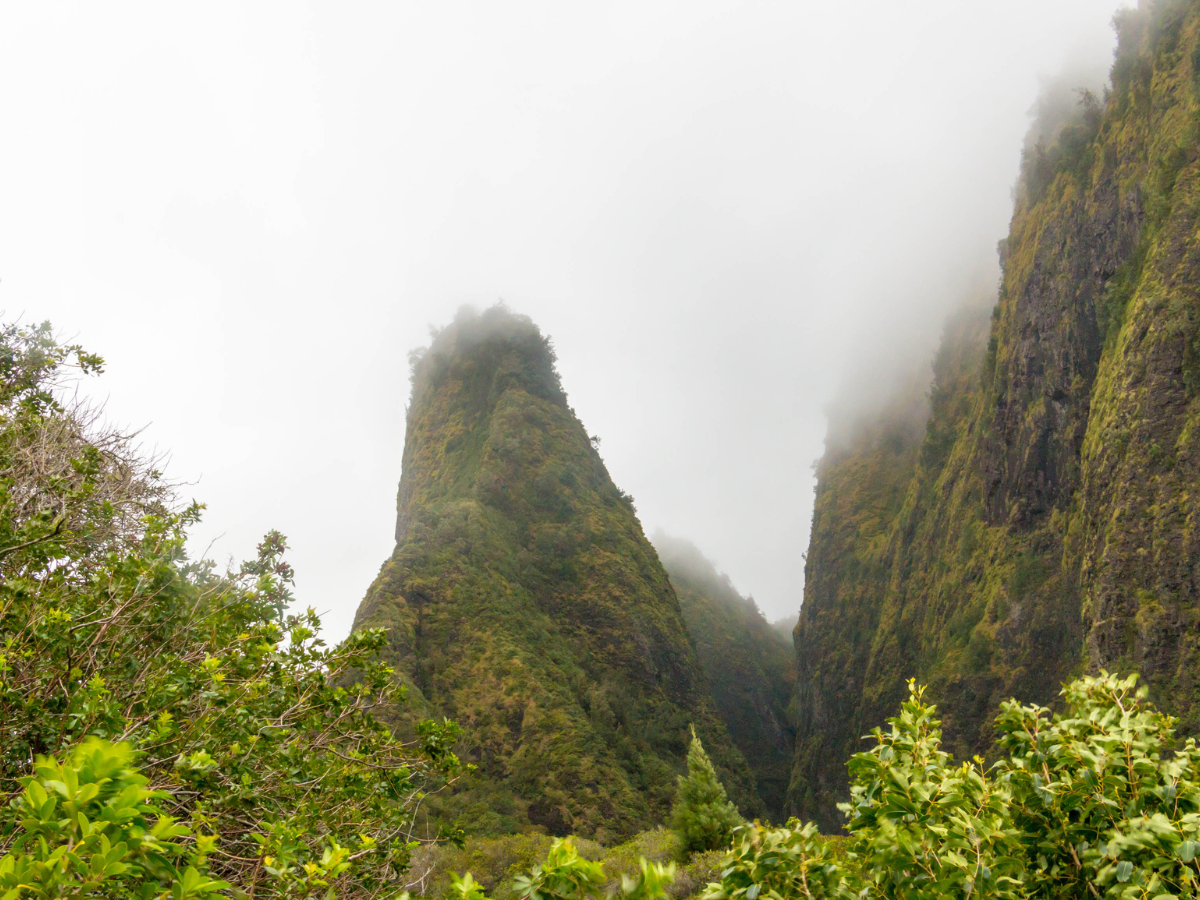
[670,727,743,854]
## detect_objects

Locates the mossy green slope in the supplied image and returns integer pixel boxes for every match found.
[1070,2,1200,731]
[655,535,796,822]
[790,0,1200,831]
[354,306,757,842]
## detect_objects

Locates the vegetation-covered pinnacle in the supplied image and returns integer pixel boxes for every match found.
[355,304,759,841]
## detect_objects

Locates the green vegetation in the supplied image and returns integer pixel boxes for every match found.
[412,828,724,900]
[719,672,1200,900]
[656,535,795,821]
[440,672,1198,900]
[670,732,743,855]
[706,822,850,900]
[10,3,1200,893]
[511,840,610,900]
[0,322,464,897]
[443,837,678,900]
[790,354,948,831]
[1020,87,1103,205]
[355,305,757,842]
[1,738,230,898]
[791,0,1200,830]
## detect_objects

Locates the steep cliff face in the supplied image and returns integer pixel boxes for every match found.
[655,535,796,822]
[354,306,757,842]
[788,366,933,831]
[1070,3,1200,727]
[790,0,1200,830]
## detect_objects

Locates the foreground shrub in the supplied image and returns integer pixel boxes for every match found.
[415,830,720,900]
[707,821,852,900]
[412,833,567,900]
[705,672,1200,900]
[414,828,718,900]
[0,738,228,899]
[0,322,466,897]
[993,673,1200,899]
[599,829,721,899]
[513,839,609,900]
[451,838,677,900]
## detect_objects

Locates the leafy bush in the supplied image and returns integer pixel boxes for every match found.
[671,731,743,855]
[413,828,717,900]
[595,829,692,898]
[706,821,849,900]
[663,849,724,900]
[705,672,1200,900]
[513,839,609,900]
[0,322,466,897]
[992,673,1200,899]
[451,838,677,900]
[0,737,228,899]
[412,833,567,900]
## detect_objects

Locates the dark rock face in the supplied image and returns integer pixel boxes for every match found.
[788,1,1200,829]
[354,306,757,843]
[981,183,1141,527]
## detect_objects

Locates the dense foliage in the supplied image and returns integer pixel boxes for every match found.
[670,732,742,855]
[354,305,756,841]
[410,827,725,900]
[0,323,465,897]
[791,0,1200,827]
[656,536,795,821]
[446,837,677,900]
[716,672,1200,900]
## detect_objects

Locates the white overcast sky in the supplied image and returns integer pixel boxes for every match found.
[0,1,1125,635]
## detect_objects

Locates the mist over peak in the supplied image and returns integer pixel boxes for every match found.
[653,531,760,614]
[417,303,547,365]
[408,302,566,409]
[820,24,1119,469]
[0,0,1133,635]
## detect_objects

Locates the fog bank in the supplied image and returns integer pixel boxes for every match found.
[0,1,1129,632]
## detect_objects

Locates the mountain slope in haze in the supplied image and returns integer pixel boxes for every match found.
[654,534,796,823]
[790,0,1200,831]
[353,305,759,842]
[770,615,798,643]
[790,308,995,829]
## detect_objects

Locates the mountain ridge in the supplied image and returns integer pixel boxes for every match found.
[788,0,1200,830]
